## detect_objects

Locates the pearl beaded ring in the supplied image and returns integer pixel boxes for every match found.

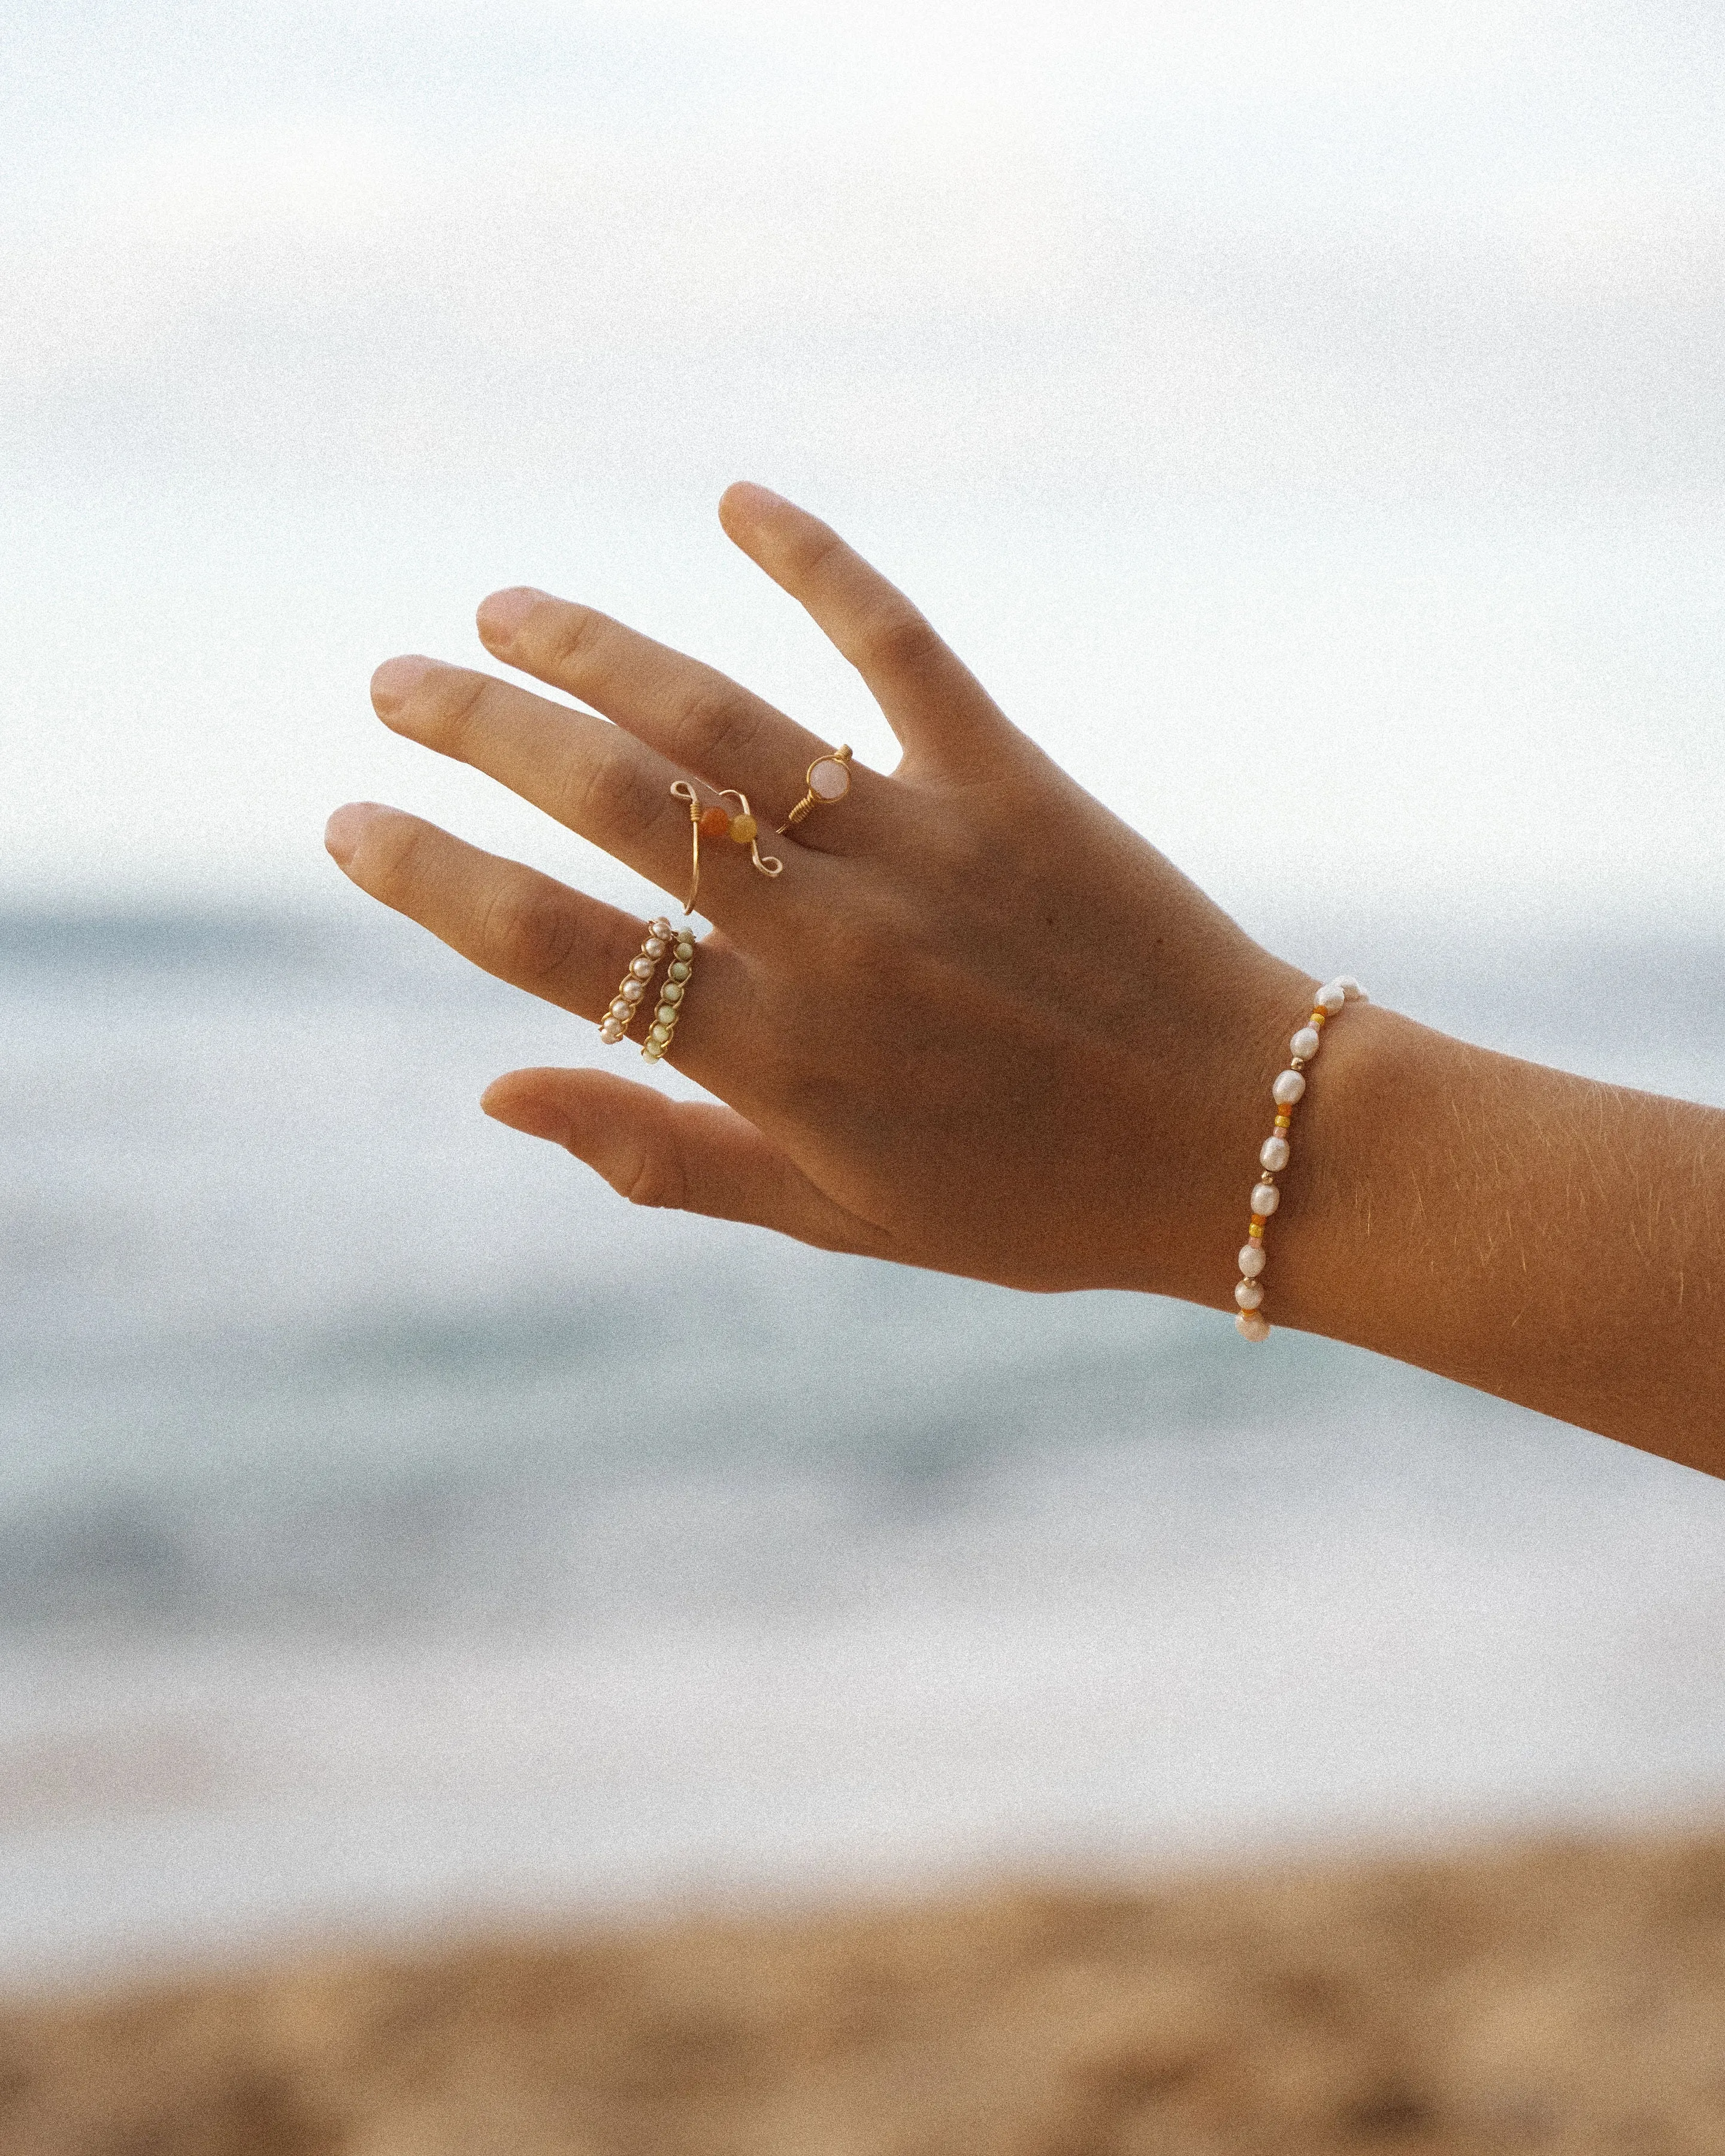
[598,917,698,1063]
[1234,976,1367,1342]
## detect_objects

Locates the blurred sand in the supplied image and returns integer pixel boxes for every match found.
[5,1825,1725,2153]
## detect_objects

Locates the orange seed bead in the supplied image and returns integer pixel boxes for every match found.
[698,805,731,839]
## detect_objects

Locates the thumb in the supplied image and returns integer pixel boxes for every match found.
[482,1067,893,1258]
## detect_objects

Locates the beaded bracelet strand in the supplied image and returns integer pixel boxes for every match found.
[1234,974,1367,1342]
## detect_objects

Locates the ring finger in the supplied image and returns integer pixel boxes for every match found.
[369,653,789,923]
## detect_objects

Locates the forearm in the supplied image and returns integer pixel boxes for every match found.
[1269,1005,1725,1462]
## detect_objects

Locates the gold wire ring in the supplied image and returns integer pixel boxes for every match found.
[640,923,697,1065]
[779,744,852,834]
[670,780,783,913]
[598,916,674,1045]
[718,789,784,880]
[670,780,703,913]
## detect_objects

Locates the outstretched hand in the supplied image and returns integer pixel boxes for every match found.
[327,485,1725,1456]
[325,485,1322,1307]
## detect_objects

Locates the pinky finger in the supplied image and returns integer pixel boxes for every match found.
[481,1067,895,1258]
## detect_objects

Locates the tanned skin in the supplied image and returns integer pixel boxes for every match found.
[325,485,1725,1470]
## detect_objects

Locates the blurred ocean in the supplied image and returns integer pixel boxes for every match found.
[3,906,1725,1988]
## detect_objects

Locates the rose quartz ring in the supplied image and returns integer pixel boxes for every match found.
[780,744,853,832]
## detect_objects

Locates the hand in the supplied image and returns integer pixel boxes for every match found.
[324,484,1322,1304]
[327,485,1725,1459]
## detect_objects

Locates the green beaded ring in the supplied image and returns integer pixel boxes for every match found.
[640,931,697,1064]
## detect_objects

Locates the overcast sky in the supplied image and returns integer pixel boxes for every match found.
[3,0,1721,932]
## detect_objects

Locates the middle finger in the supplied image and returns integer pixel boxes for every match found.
[370,654,784,923]
[474,589,895,853]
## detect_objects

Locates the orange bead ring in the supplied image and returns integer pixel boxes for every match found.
[670,780,783,914]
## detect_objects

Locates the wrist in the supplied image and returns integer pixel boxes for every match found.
[1099,954,1332,1309]
[1258,998,1419,1349]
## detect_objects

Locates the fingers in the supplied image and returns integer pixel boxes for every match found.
[474,588,862,843]
[367,655,774,921]
[717,483,1009,767]
[482,1067,894,1258]
[325,802,674,1025]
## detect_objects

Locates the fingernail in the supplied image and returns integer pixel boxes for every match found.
[324,801,383,871]
[477,587,549,645]
[370,655,434,716]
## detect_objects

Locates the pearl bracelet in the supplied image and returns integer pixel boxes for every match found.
[1234,975,1367,1342]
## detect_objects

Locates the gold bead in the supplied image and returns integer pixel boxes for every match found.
[729,813,758,844]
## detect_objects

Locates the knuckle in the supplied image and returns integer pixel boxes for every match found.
[561,728,660,841]
[673,677,762,770]
[542,603,609,685]
[361,816,432,906]
[791,523,845,583]
[482,882,582,986]
[861,605,941,677]
[428,667,489,753]
[614,1140,686,1212]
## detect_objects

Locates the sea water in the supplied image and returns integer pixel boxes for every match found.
[2,907,1724,1985]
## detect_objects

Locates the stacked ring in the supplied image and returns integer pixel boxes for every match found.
[599,919,672,1045]
[641,925,696,1064]
[598,917,698,1061]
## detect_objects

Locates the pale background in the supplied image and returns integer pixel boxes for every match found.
[4,0,1721,932]
[4,1,1725,1987]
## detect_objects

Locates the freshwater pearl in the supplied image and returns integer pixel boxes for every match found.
[1317,980,1346,1015]
[1238,1243,1267,1277]
[662,980,684,1004]
[1336,975,1364,999]
[621,980,645,1003]
[630,956,655,980]
[609,998,632,1021]
[1251,1182,1280,1216]
[1272,1069,1306,1107]
[599,1019,624,1043]
[1234,1280,1264,1310]
[1291,1026,1321,1060]
[643,938,665,959]
[649,917,671,938]
[1260,1134,1290,1172]
[1236,1311,1271,1342]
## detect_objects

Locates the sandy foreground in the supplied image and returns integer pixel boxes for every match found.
[4,1825,1725,2154]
